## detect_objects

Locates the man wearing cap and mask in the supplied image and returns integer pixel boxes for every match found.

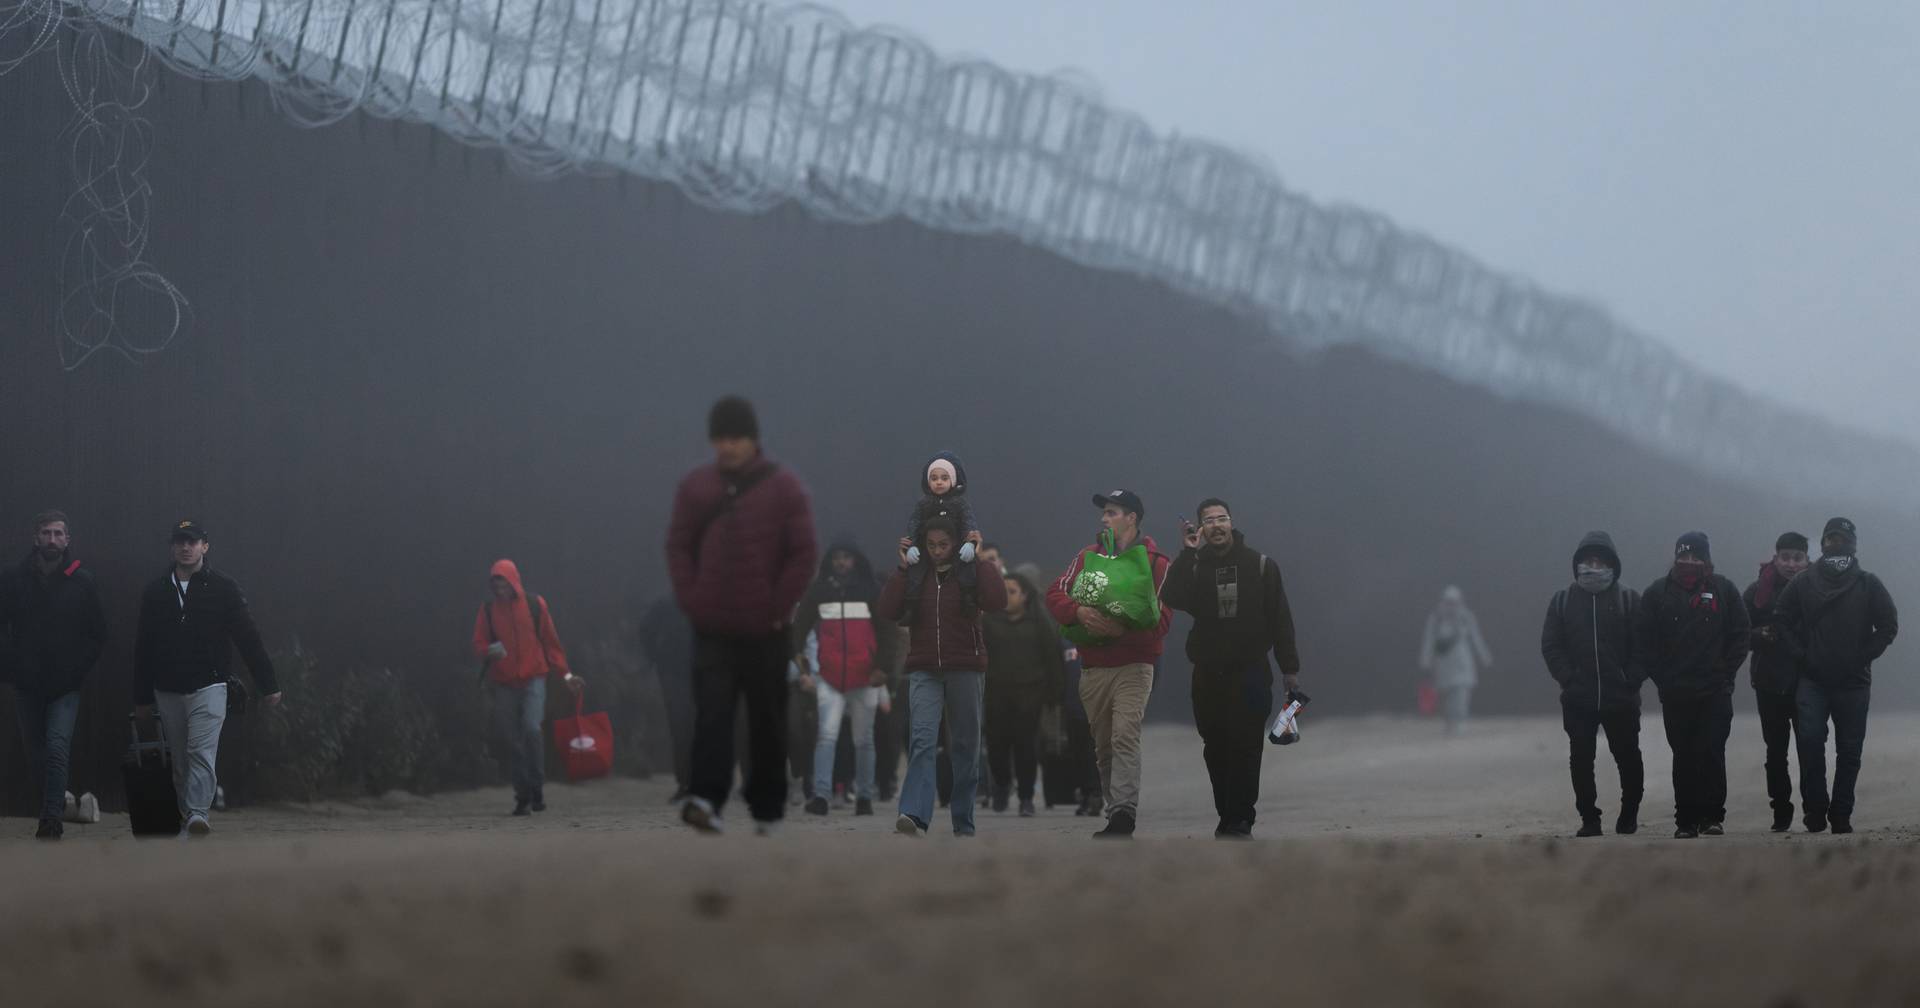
[1541,531,1644,838]
[1633,532,1749,839]
[133,520,281,837]
[1743,531,1810,832]
[1044,490,1172,839]
[1771,517,1898,834]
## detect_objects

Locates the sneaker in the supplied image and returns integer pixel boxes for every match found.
[1215,821,1253,841]
[1701,822,1724,837]
[854,798,874,816]
[511,800,532,817]
[1018,800,1036,818]
[1616,804,1639,835]
[1094,809,1136,840]
[530,796,547,813]
[1805,815,1828,834]
[186,814,212,837]
[1831,816,1854,835]
[212,786,228,813]
[1576,817,1604,838]
[805,796,830,816]
[954,827,976,837]
[753,820,780,837]
[991,790,1010,814]
[75,792,100,824]
[681,798,724,834]
[1771,808,1794,833]
[1673,826,1698,839]
[35,818,62,841]
[894,814,926,838]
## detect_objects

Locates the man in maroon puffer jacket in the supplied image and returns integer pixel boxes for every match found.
[667,396,818,835]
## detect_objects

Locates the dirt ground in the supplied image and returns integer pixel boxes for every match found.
[4,711,1919,1006]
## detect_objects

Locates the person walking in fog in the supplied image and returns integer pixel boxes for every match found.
[1046,490,1173,839]
[792,541,893,817]
[1771,517,1898,834]
[980,571,1064,817]
[879,518,1006,837]
[472,559,583,816]
[1420,586,1492,734]
[1743,532,1810,832]
[1160,499,1303,840]
[1635,532,1749,839]
[1540,531,1644,838]
[0,510,108,840]
[667,396,818,836]
[133,520,281,837]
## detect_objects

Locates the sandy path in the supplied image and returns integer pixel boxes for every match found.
[4,712,1918,1006]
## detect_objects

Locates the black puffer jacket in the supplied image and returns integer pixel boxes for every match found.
[1540,532,1642,712]
[0,551,109,699]
[1634,567,1750,700]
[1772,559,1898,690]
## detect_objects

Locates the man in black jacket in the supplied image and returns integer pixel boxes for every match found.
[1633,531,1749,839]
[0,510,108,840]
[1540,531,1643,838]
[1772,517,1898,834]
[1160,499,1302,840]
[133,520,281,837]
[1744,531,1810,832]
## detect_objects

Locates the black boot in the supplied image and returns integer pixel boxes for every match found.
[1771,806,1794,833]
[1831,816,1853,835]
[511,799,531,817]
[1094,809,1135,840]
[35,818,62,841]
[1576,816,1603,838]
[1615,804,1639,836]
[1805,814,1828,834]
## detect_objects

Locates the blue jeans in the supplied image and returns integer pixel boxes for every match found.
[899,669,982,834]
[1795,679,1870,821]
[489,678,547,802]
[812,680,879,801]
[14,689,81,822]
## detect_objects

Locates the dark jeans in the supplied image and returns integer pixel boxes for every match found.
[1660,692,1733,828]
[487,678,546,803]
[1192,662,1273,827]
[1795,680,1870,821]
[690,631,791,823]
[984,693,1041,802]
[1560,698,1642,820]
[14,688,81,822]
[1754,688,1798,816]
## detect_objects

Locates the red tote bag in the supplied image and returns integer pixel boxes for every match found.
[553,692,614,782]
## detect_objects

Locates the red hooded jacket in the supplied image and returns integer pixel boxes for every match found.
[471,559,571,686]
[666,455,819,636]
[1046,534,1174,669]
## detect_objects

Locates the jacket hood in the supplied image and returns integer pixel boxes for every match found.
[489,559,527,600]
[921,452,968,496]
[816,539,877,585]
[1571,531,1623,578]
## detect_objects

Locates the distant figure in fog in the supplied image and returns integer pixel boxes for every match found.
[472,559,582,817]
[1420,585,1492,735]
[639,598,695,804]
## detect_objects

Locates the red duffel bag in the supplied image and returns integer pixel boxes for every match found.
[553,691,613,782]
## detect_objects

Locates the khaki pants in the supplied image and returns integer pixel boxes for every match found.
[1079,663,1154,816]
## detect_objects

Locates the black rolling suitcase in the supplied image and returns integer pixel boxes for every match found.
[123,714,182,837]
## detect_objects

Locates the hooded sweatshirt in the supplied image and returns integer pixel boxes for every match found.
[791,542,894,692]
[1045,533,1174,669]
[471,559,572,687]
[1540,531,1642,712]
[1772,553,1898,690]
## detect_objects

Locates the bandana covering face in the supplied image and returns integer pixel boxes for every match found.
[1821,554,1857,576]
[1575,563,1616,594]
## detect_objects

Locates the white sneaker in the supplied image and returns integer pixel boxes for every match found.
[681,797,724,834]
[76,792,99,824]
[186,814,212,837]
[895,814,925,838]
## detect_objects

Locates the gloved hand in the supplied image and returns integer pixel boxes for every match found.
[486,641,507,660]
[958,541,977,562]
[904,546,922,566]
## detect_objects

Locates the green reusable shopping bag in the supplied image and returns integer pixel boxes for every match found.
[1061,530,1160,646]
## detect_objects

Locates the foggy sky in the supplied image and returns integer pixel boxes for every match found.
[829,0,1920,444]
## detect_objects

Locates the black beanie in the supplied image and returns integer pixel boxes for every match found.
[1822,517,1858,554]
[1674,531,1712,564]
[708,396,759,441]
[1775,531,1809,553]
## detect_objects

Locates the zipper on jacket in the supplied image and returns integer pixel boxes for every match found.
[1592,594,1602,711]
[934,574,943,669]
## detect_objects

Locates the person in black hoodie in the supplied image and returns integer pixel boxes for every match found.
[981,571,1065,816]
[1540,531,1643,838]
[0,510,109,840]
[1633,531,1749,839]
[133,520,280,837]
[1743,531,1810,832]
[1160,499,1302,839]
[1772,517,1898,834]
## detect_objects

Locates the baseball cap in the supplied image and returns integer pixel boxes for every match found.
[170,519,208,542]
[1091,489,1145,520]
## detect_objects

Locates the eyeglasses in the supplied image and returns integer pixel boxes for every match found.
[1199,515,1232,527]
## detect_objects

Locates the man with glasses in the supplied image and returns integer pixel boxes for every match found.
[1161,499,1303,839]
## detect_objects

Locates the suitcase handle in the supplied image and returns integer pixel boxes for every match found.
[128,710,167,745]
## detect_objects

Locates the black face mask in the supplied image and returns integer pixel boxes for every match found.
[1821,554,1857,576]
